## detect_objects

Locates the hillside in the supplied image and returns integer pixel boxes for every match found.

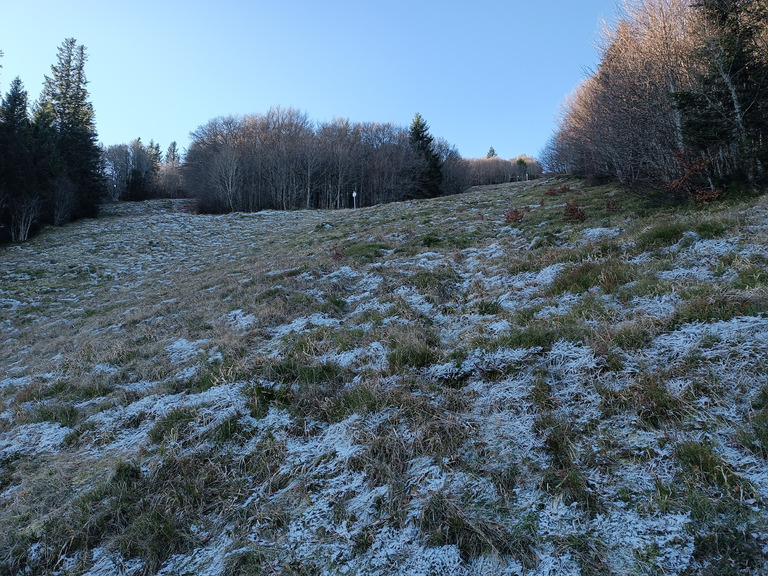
[1,179,767,575]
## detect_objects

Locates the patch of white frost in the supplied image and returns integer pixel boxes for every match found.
[535,293,580,319]
[581,227,622,242]
[226,309,256,333]
[166,338,210,364]
[155,532,232,576]
[0,421,69,457]
[594,511,693,574]
[270,313,340,340]
[623,293,678,319]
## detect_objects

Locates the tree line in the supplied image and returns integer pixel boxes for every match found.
[101,138,184,202]
[1,39,542,242]
[542,0,768,200]
[182,108,541,213]
[0,39,104,242]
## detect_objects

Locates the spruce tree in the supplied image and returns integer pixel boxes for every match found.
[0,77,39,240]
[408,112,443,198]
[166,141,181,165]
[674,0,768,188]
[30,101,66,225]
[41,38,104,219]
[0,77,33,196]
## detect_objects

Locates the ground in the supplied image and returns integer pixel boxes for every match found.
[1,179,768,575]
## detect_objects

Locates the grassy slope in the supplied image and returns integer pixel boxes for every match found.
[1,180,768,575]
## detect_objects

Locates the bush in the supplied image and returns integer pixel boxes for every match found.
[563,199,586,222]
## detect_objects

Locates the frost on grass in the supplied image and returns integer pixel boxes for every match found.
[2,185,768,575]
[166,338,211,364]
[0,421,69,457]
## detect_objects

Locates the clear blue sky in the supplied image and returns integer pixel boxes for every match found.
[0,0,618,160]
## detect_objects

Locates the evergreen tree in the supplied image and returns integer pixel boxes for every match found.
[41,38,104,219]
[487,146,498,158]
[674,0,768,188]
[30,101,67,225]
[166,141,181,164]
[408,112,443,198]
[0,77,39,241]
[0,77,33,196]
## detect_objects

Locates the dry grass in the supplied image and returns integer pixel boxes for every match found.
[2,186,768,574]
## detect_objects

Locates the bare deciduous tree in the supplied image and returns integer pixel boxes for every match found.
[183,108,541,213]
[9,195,40,242]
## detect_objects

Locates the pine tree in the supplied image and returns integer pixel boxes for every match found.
[487,146,498,158]
[41,38,104,219]
[408,112,443,198]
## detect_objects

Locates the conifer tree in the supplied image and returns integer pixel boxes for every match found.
[30,101,66,224]
[0,77,39,241]
[41,38,104,219]
[674,0,768,187]
[408,112,443,198]
[166,141,181,165]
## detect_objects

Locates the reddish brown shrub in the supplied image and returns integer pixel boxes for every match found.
[563,199,587,222]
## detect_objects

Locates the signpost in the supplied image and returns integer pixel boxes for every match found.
[352,190,357,209]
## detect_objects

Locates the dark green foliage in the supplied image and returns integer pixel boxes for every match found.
[319,382,382,423]
[674,1,768,191]
[693,218,731,239]
[0,77,38,242]
[30,402,80,427]
[0,39,104,243]
[674,439,765,575]
[387,341,440,371]
[476,299,502,315]
[675,440,747,492]
[408,113,443,199]
[560,532,611,576]
[41,38,105,221]
[671,290,768,326]
[264,358,344,387]
[549,261,602,294]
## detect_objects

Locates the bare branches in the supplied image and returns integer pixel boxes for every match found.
[547,0,768,195]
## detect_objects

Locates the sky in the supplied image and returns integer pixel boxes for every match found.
[0,0,619,160]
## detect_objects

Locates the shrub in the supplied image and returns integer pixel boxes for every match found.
[563,199,586,222]
[504,206,526,223]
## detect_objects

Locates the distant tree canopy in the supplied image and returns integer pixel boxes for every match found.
[543,0,768,199]
[184,108,541,214]
[0,42,545,239]
[0,38,104,242]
